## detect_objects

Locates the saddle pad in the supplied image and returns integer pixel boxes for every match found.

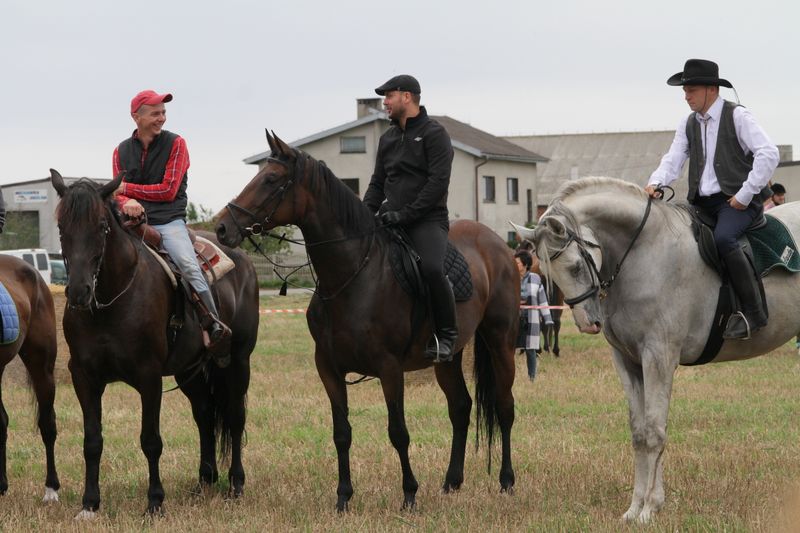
[0,282,19,345]
[194,236,235,284]
[389,240,473,302]
[747,215,800,276]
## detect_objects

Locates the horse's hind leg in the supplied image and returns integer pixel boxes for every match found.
[552,309,562,357]
[434,353,472,493]
[20,339,60,502]
[378,364,419,510]
[224,352,251,498]
[181,373,219,490]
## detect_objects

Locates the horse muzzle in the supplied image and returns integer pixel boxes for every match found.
[215,221,243,248]
[573,306,602,335]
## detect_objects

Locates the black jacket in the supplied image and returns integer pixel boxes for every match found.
[363,107,453,223]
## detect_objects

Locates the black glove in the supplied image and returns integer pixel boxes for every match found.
[379,210,405,226]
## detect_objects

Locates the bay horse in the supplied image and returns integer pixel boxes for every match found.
[0,254,59,502]
[216,132,518,511]
[50,170,259,518]
[515,177,800,523]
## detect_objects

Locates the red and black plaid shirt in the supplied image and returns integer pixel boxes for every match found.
[113,131,190,207]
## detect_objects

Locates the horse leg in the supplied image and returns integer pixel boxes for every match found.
[378,365,419,510]
[182,378,218,491]
[0,376,8,496]
[315,352,353,512]
[434,351,472,493]
[224,356,250,498]
[70,361,105,519]
[612,347,675,524]
[552,310,562,357]
[138,378,165,515]
[489,342,516,493]
[20,343,60,502]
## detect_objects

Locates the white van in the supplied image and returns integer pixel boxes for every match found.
[0,248,52,284]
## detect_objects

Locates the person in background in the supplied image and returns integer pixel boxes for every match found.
[764,182,786,210]
[514,250,553,381]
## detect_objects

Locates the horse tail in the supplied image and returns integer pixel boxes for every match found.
[473,331,498,472]
[208,365,237,461]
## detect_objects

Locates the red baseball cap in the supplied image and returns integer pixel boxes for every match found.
[130,90,173,114]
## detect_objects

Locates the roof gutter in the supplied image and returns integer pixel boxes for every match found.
[474,156,489,222]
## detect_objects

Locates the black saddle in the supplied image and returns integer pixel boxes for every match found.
[386,227,473,302]
[690,208,766,275]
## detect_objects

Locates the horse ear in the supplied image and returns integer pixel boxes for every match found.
[99,172,125,199]
[509,220,535,242]
[271,131,293,157]
[50,169,66,197]
[265,129,277,154]
[541,216,567,238]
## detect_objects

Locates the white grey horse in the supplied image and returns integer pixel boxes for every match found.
[513,176,800,523]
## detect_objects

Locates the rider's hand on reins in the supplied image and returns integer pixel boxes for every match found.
[645,184,664,200]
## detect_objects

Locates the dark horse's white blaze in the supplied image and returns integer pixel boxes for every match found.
[517,177,800,523]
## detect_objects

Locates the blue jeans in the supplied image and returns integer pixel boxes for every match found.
[153,219,216,313]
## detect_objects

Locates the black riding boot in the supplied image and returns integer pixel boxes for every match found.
[197,290,232,367]
[722,248,767,340]
[425,276,459,363]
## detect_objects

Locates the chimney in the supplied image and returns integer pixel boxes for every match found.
[357,98,382,119]
[777,144,793,162]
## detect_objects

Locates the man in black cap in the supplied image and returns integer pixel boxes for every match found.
[363,74,458,362]
[646,59,780,339]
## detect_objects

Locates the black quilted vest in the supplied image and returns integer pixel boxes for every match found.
[117,130,188,225]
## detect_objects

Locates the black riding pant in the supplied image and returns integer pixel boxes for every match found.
[694,193,762,255]
[405,219,449,286]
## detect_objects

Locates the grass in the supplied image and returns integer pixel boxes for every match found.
[1,293,800,531]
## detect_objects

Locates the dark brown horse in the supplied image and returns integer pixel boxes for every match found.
[216,132,518,511]
[0,255,60,502]
[50,170,259,518]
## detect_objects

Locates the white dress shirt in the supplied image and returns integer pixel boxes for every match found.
[649,96,780,206]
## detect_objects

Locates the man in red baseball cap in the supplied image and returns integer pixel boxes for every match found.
[113,89,232,365]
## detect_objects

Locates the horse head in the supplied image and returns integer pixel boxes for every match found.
[51,169,124,309]
[217,130,306,247]
[514,213,604,334]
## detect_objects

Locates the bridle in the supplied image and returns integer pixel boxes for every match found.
[68,215,143,310]
[546,196,653,308]
[224,155,297,238]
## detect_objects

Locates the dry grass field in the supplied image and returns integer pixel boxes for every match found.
[1,291,800,531]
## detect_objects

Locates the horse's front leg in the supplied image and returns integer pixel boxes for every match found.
[0,379,8,496]
[70,361,106,519]
[315,351,353,512]
[379,363,418,510]
[139,377,165,516]
[612,346,675,524]
[434,353,472,492]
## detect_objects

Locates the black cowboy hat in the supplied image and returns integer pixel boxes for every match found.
[667,59,732,88]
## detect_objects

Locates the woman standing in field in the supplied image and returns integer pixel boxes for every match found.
[515,250,553,381]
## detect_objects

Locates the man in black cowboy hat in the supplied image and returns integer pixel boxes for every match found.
[363,74,458,362]
[645,59,780,339]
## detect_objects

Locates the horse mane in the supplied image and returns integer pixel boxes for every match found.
[56,178,124,230]
[295,149,376,235]
[552,176,648,203]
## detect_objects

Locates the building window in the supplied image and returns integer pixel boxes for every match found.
[340,136,366,153]
[483,176,495,202]
[507,177,519,203]
[341,178,360,196]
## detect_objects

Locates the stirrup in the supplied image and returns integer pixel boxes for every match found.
[723,311,751,340]
[425,334,452,363]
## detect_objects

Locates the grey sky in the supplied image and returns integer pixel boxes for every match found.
[2,0,798,212]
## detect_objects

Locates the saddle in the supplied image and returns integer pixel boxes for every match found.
[386,226,473,302]
[127,222,235,287]
[0,282,19,345]
[686,209,800,365]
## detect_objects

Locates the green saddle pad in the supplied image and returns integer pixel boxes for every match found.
[748,215,800,276]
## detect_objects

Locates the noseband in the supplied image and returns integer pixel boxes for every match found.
[225,155,297,238]
[549,196,653,308]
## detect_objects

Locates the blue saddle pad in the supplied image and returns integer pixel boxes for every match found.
[748,215,800,276]
[0,282,19,345]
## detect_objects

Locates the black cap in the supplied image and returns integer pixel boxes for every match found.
[666,59,732,88]
[374,74,421,96]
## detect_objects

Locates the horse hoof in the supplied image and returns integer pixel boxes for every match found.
[42,487,59,503]
[401,493,416,512]
[227,485,244,499]
[335,499,349,514]
[144,504,164,518]
[74,509,97,521]
[441,481,462,494]
[622,506,641,523]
